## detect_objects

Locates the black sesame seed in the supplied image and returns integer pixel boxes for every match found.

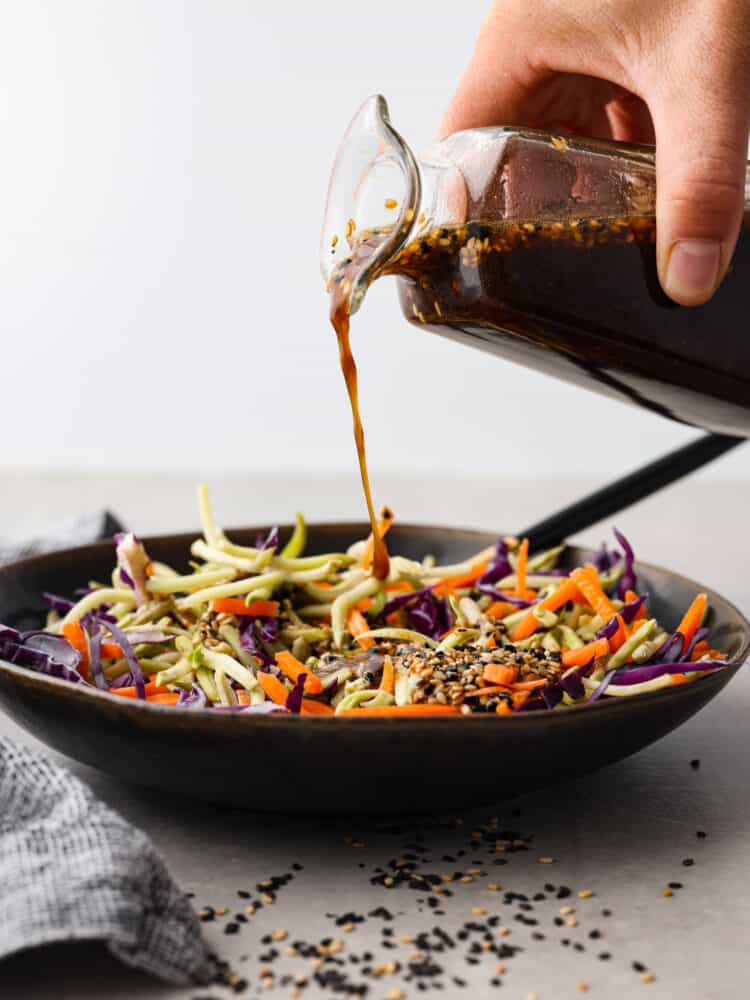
[633,961,647,972]
[682,858,695,867]
[690,758,701,769]
[668,881,683,890]
[696,830,707,838]
[224,923,240,935]
[599,952,612,961]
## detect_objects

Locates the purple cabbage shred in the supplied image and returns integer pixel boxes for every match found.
[613,527,636,599]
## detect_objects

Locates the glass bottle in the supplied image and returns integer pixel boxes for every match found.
[321,95,750,436]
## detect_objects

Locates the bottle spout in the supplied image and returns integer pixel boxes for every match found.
[320,95,420,315]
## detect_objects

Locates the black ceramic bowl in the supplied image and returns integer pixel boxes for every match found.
[0,523,747,814]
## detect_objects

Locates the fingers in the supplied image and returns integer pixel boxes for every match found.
[651,79,749,306]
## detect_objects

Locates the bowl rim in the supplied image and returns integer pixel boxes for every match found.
[0,521,747,726]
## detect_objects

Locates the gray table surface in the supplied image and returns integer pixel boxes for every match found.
[0,471,748,1000]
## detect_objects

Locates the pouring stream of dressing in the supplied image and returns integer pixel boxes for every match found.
[328,231,391,580]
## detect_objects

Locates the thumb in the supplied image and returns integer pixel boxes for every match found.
[653,88,749,306]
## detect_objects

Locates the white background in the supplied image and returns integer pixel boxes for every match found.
[0,0,745,489]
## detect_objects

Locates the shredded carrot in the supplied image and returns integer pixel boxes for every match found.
[100,643,124,660]
[510,578,582,641]
[211,598,280,617]
[363,507,394,573]
[487,600,514,620]
[236,689,251,705]
[676,592,707,648]
[571,566,617,619]
[515,538,529,597]
[485,634,497,649]
[62,622,89,679]
[483,663,518,686]
[625,589,647,620]
[511,690,530,708]
[690,640,710,661]
[257,671,290,705]
[275,650,324,695]
[301,699,335,716]
[148,692,180,705]
[385,611,402,626]
[512,678,548,691]
[496,701,513,715]
[111,681,168,699]
[338,704,462,717]
[384,582,411,593]
[570,566,626,649]
[347,608,375,650]
[145,561,155,578]
[431,561,489,597]
[464,685,511,699]
[669,673,689,685]
[355,597,373,612]
[379,655,395,694]
[315,582,333,589]
[561,637,609,667]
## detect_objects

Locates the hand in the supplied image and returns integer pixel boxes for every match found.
[441,0,750,306]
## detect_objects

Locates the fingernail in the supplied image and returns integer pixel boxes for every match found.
[665,240,721,304]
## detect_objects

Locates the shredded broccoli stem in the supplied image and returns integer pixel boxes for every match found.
[331,577,380,648]
[196,666,219,702]
[350,627,439,649]
[177,571,285,610]
[149,561,180,579]
[197,482,225,548]
[582,673,674,697]
[598,562,625,590]
[214,668,237,705]
[279,626,329,644]
[533,607,559,628]
[604,619,657,670]
[302,570,368,602]
[147,568,235,595]
[556,624,584,649]
[62,588,136,625]
[201,648,258,691]
[438,628,480,652]
[191,540,269,574]
[218,623,259,667]
[281,512,307,558]
[335,689,395,713]
[273,553,353,571]
[527,545,566,572]
[285,560,341,584]
[155,661,194,687]
[421,545,496,579]
[296,603,335,619]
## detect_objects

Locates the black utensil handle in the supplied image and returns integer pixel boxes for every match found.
[521,433,744,550]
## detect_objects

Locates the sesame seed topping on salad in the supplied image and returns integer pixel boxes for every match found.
[0,485,730,714]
